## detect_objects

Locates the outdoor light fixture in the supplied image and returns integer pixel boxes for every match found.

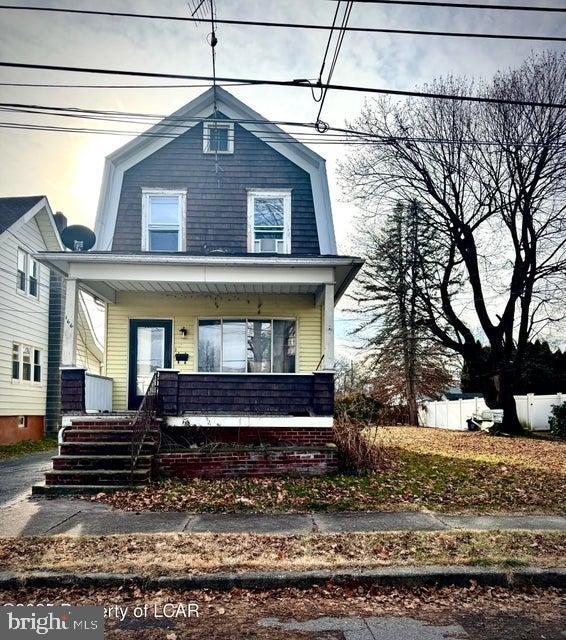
[179,326,188,337]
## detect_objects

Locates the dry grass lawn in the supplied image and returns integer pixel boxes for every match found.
[89,427,566,514]
[0,531,564,576]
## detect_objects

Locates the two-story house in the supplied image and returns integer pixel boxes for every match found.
[0,196,63,444]
[36,87,362,491]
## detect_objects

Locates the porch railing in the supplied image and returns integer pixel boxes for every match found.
[85,373,113,413]
[130,371,162,482]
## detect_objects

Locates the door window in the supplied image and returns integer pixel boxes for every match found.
[136,326,165,395]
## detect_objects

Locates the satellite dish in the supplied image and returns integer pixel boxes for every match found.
[61,225,96,252]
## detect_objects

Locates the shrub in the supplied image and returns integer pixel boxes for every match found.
[334,392,383,423]
[548,401,566,438]
[333,416,387,474]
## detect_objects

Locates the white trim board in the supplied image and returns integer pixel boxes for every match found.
[166,415,333,428]
[94,87,337,254]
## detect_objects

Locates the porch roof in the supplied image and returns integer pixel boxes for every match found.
[36,251,363,304]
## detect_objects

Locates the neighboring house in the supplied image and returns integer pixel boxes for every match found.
[36,87,363,490]
[76,292,103,375]
[0,196,63,444]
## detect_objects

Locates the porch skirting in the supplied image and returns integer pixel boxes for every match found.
[156,446,338,478]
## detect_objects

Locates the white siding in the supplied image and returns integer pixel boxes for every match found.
[0,218,50,416]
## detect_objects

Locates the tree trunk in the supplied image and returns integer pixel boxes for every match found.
[482,364,523,434]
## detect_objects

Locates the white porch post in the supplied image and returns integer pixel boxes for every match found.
[62,278,79,366]
[323,282,335,370]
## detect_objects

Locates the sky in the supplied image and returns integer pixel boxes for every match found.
[1,0,565,355]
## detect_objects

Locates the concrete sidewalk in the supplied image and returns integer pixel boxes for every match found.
[0,498,564,537]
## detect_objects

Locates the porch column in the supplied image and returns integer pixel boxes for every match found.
[323,283,335,370]
[62,278,79,366]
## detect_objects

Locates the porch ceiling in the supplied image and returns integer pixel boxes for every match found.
[35,252,364,304]
[90,280,319,295]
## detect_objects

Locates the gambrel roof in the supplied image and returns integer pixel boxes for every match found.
[94,87,337,254]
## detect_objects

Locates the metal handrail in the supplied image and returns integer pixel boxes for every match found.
[130,371,161,483]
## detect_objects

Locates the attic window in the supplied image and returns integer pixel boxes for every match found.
[203,121,234,154]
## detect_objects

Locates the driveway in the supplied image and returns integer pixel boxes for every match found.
[0,450,54,508]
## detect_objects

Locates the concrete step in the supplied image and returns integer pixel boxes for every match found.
[32,483,140,496]
[45,469,150,486]
[60,441,155,456]
[52,455,152,471]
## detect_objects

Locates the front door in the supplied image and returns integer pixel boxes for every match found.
[128,319,173,409]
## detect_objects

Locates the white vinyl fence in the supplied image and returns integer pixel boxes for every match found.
[419,392,564,431]
[85,373,113,413]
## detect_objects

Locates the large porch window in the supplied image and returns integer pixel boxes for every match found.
[198,319,296,373]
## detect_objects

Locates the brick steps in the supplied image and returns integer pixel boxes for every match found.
[52,455,152,471]
[60,442,154,456]
[44,469,150,486]
[37,416,159,493]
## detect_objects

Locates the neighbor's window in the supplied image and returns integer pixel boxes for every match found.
[17,250,26,292]
[22,346,32,381]
[142,189,186,252]
[198,319,296,373]
[12,343,20,379]
[203,121,234,154]
[247,190,291,254]
[28,258,39,298]
[11,343,42,383]
[33,349,41,382]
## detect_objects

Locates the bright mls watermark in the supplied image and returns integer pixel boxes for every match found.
[1,606,104,639]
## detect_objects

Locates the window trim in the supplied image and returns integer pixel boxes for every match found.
[16,249,40,299]
[12,342,42,385]
[247,189,292,254]
[203,121,234,154]
[197,316,298,374]
[141,188,187,252]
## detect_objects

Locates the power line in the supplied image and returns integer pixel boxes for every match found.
[1,61,564,109]
[335,0,566,11]
[3,100,566,148]
[2,119,565,150]
[0,81,249,89]
[0,4,564,40]
[315,2,354,130]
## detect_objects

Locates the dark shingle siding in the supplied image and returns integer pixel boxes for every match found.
[111,122,320,255]
[0,196,44,233]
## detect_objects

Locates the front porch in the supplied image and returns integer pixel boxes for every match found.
[34,253,361,491]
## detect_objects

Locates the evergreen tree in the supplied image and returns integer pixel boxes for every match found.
[352,200,454,424]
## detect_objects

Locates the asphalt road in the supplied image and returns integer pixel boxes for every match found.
[0,450,54,507]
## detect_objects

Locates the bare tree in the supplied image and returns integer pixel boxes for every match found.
[351,200,454,424]
[340,51,566,433]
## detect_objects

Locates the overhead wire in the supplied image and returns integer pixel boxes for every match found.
[0,4,563,40]
[1,61,564,109]
[328,0,566,11]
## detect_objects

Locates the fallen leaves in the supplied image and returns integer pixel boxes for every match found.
[85,427,565,515]
[0,531,563,576]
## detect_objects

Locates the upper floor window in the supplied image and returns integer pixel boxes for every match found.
[203,121,234,154]
[247,190,291,254]
[141,189,187,252]
[16,249,39,298]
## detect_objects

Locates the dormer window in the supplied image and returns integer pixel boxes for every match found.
[141,189,187,252]
[247,189,291,254]
[203,121,234,154]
